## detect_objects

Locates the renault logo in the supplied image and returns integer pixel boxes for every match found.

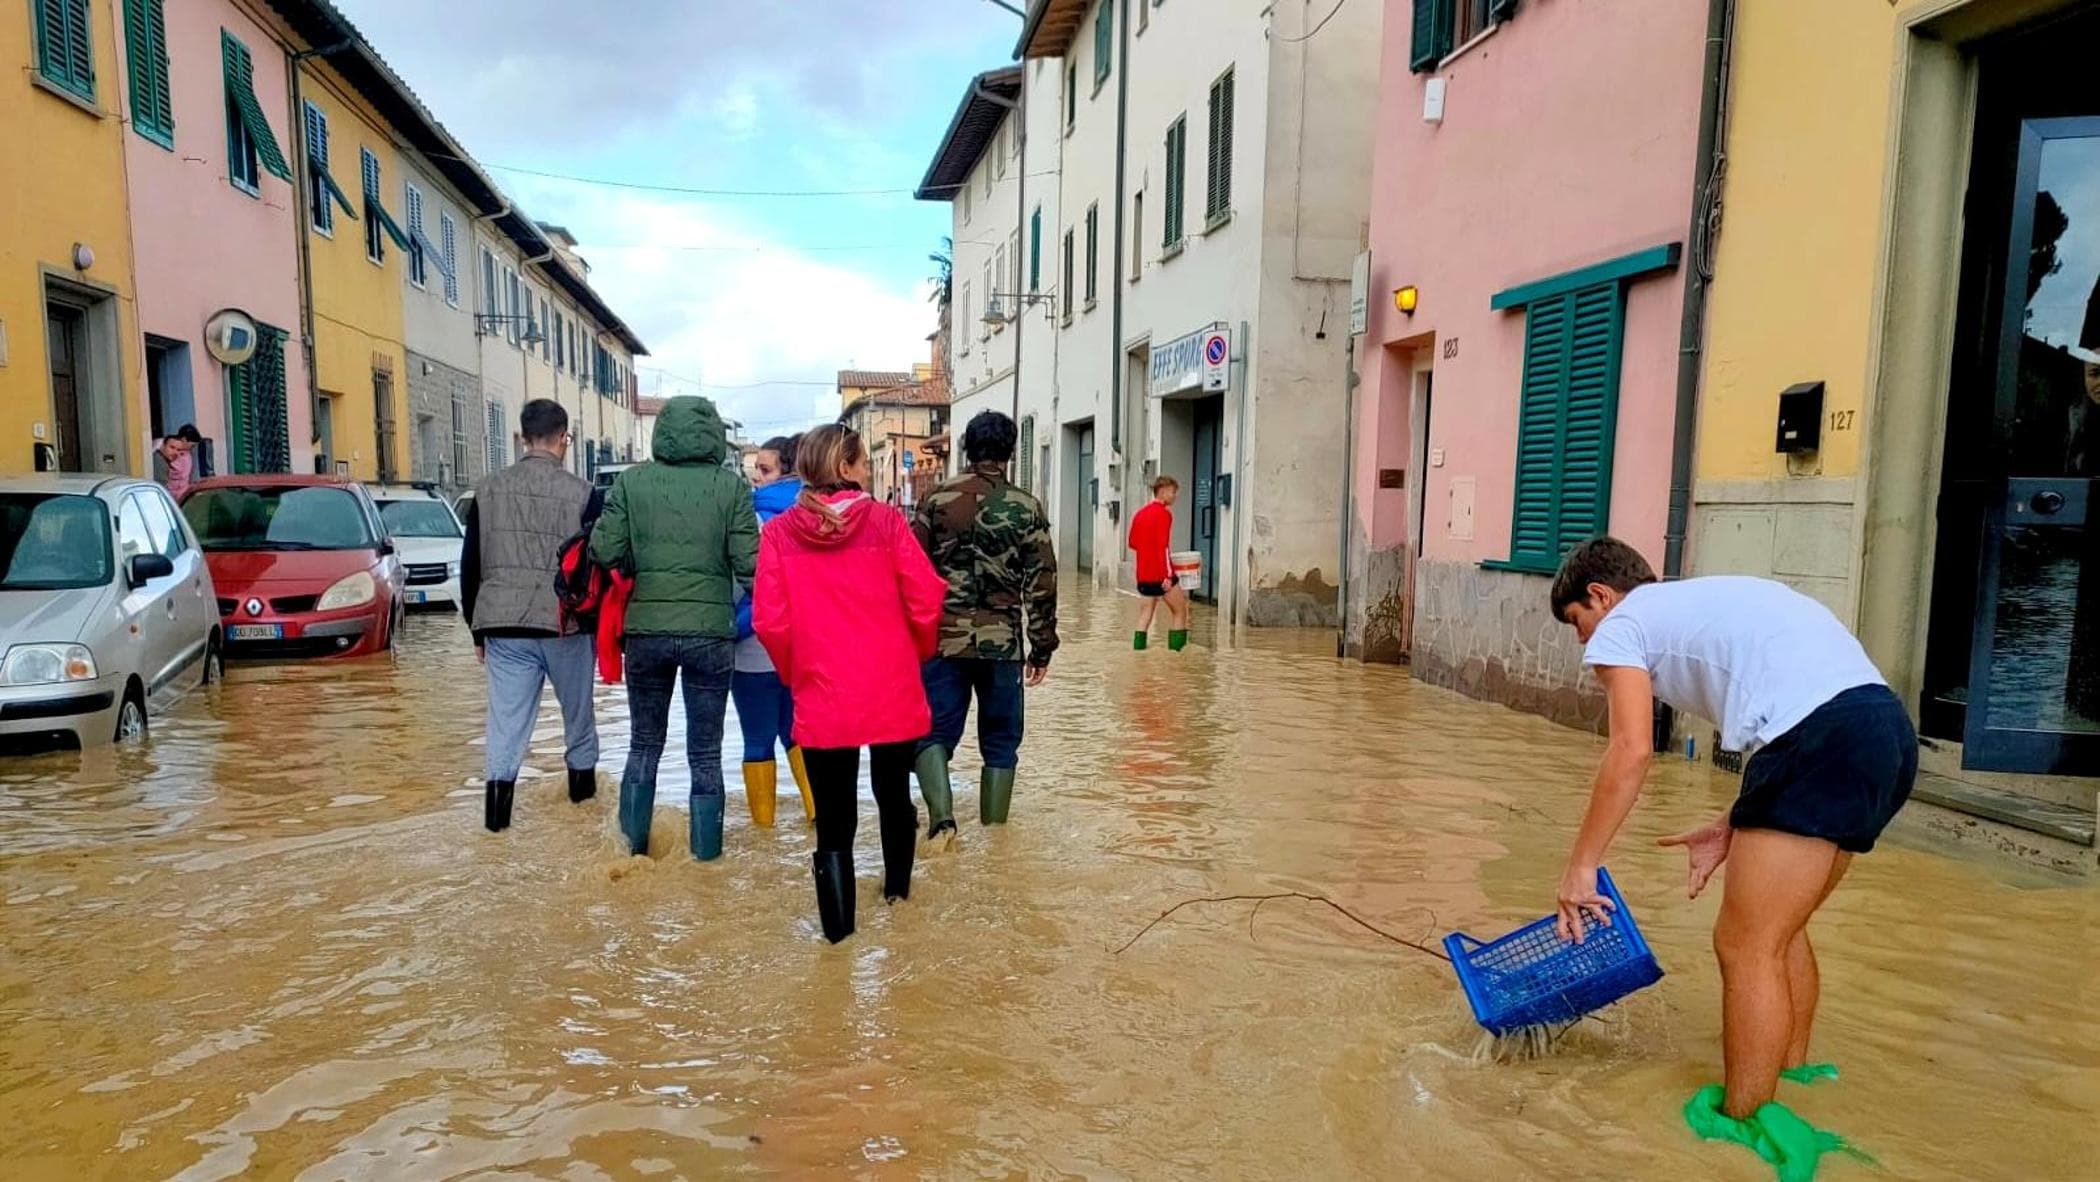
[246,598,265,617]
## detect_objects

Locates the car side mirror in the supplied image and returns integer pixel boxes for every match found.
[377,538,396,557]
[128,553,175,587]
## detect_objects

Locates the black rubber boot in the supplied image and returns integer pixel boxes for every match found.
[812,850,855,944]
[567,767,597,803]
[484,780,514,832]
[880,800,917,903]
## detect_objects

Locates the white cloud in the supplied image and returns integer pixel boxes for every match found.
[569,194,936,436]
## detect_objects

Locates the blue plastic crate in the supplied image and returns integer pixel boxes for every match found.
[1443,867,1664,1035]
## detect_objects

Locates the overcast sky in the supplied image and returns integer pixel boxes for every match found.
[334,0,1019,437]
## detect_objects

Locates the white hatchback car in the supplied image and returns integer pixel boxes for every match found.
[367,484,463,610]
[0,475,221,748]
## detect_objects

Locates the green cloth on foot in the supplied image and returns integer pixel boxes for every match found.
[1780,1063,1839,1086]
[1683,1084,1869,1182]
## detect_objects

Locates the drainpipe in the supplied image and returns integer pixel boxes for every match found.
[1108,0,1132,507]
[1656,0,1734,752]
[1231,318,1251,631]
[969,75,1025,429]
[286,41,352,465]
[1664,0,1734,581]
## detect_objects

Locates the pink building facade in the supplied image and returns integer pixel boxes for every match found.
[120,0,312,476]
[1346,0,1706,727]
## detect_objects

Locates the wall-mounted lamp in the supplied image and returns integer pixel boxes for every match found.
[72,243,95,272]
[1393,286,1419,316]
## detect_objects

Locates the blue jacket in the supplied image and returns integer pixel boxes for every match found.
[735,477,803,640]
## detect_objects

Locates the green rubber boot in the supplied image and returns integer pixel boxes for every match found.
[1133,631,1148,650]
[1168,629,1188,651]
[980,768,1016,825]
[915,745,957,846]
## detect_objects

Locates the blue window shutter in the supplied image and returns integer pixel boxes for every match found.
[1029,207,1041,292]
[1094,1,1113,86]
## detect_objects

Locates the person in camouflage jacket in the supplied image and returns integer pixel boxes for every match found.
[910,411,1058,845]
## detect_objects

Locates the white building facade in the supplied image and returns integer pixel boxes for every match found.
[935,0,1379,627]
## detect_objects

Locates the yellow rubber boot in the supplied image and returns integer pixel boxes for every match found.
[742,761,778,828]
[786,746,817,824]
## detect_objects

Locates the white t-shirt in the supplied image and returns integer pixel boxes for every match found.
[1581,576,1886,755]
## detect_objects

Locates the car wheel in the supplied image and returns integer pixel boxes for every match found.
[203,637,224,686]
[114,691,148,744]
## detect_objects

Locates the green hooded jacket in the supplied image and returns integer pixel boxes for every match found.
[589,395,759,637]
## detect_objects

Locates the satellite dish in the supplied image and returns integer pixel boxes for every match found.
[204,308,259,366]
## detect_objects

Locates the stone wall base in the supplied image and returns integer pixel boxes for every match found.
[1411,558,1604,733]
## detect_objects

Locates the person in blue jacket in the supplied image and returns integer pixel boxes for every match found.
[734,435,816,825]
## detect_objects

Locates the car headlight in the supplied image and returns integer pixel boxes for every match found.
[446,561,460,579]
[1,644,98,687]
[317,571,378,612]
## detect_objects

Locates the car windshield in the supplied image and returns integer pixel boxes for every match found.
[183,486,375,550]
[0,494,114,591]
[378,499,461,539]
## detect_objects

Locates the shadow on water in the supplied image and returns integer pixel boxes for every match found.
[0,591,2094,1178]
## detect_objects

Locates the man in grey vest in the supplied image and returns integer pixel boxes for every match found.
[461,399,602,832]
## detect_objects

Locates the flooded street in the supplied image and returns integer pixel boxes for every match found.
[1,590,2095,1180]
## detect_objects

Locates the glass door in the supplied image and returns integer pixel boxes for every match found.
[1964,117,2100,773]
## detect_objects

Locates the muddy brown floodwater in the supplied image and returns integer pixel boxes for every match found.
[1,591,2095,1180]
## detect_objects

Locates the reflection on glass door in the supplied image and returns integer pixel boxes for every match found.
[1966,118,2100,772]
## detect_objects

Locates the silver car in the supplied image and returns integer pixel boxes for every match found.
[0,475,222,748]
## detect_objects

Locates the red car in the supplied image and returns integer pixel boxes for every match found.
[181,475,405,659]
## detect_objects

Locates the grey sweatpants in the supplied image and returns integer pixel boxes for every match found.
[483,633,599,782]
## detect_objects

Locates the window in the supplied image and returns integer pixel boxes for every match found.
[481,247,498,317]
[1093,0,1114,89]
[962,177,972,223]
[222,32,289,194]
[33,0,95,103]
[124,0,174,146]
[405,183,428,288]
[304,102,355,236]
[993,247,1007,326]
[1163,116,1186,248]
[1132,190,1144,279]
[1010,230,1022,294]
[1084,202,1099,306]
[225,323,291,473]
[1029,205,1042,292]
[485,400,506,472]
[554,310,565,369]
[1205,68,1234,225]
[981,260,994,338]
[1061,228,1076,321]
[1412,0,1516,72]
[994,120,1008,178]
[540,298,551,360]
[958,282,971,355]
[1138,0,1150,34]
[440,213,459,306]
[359,149,410,264]
[1065,62,1077,131]
[1501,282,1626,572]
[1018,416,1036,492]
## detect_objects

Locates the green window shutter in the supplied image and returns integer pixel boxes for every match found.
[1094,1,1113,86]
[1411,0,1455,73]
[251,324,291,473]
[1029,207,1042,291]
[37,0,96,100]
[1164,118,1185,246]
[222,32,290,182]
[1085,204,1098,302]
[1019,416,1036,492]
[125,0,173,145]
[1206,70,1233,222]
[1507,282,1625,570]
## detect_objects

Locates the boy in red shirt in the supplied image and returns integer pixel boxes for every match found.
[1127,476,1190,650]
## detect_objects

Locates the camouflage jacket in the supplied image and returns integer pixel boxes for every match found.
[912,462,1059,666]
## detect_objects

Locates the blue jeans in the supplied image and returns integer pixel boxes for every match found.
[619,634,734,855]
[483,633,599,782]
[920,658,1025,769]
[730,668,795,762]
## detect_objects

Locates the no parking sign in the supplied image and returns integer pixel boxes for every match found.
[1201,328,1231,392]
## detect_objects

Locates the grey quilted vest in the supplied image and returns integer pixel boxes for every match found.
[471,451,591,635]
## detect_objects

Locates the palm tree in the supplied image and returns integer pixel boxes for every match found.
[928,237,953,312]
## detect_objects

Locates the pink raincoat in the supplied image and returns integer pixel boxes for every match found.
[753,490,948,750]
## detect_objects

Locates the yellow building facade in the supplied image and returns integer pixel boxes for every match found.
[1694,0,2100,803]
[298,61,410,482]
[0,0,143,475]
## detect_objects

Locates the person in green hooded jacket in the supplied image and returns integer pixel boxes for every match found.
[590,395,760,861]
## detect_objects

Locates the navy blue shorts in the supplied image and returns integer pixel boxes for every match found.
[1733,685,1917,854]
[1137,581,1169,598]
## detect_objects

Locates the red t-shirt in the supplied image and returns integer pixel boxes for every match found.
[1128,500,1172,584]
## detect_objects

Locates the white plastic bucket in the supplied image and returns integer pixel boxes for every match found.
[1170,551,1203,591]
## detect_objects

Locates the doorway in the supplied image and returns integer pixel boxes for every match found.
[374,371,398,482]
[46,305,87,472]
[1189,394,1224,602]
[1068,420,1096,573]
[1923,13,2100,774]
[314,394,337,475]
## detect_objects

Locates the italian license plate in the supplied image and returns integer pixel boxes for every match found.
[407,590,428,604]
[229,624,284,641]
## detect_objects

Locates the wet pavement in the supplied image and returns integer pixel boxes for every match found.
[0,590,2095,1180]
